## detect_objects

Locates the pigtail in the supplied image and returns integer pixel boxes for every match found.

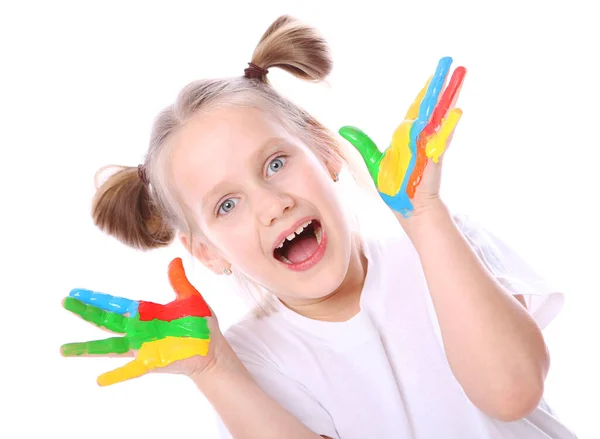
[249,15,332,84]
[91,165,175,251]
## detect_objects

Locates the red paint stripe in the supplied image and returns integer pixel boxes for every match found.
[138,295,211,321]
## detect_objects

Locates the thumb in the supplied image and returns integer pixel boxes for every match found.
[168,257,212,317]
[338,126,383,185]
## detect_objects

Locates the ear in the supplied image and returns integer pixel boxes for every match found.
[330,161,343,180]
[326,155,343,181]
[178,233,231,275]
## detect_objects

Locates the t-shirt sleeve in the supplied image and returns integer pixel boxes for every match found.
[453,213,565,329]
[215,327,339,439]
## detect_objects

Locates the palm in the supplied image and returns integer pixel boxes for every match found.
[61,257,216,386]
[339,57,466,217]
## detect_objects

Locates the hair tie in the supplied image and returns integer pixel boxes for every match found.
[244,62,268,80]
[138,164,149,187]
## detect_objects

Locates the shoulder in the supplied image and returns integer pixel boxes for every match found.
[450,211,536,280]
[451,213,504,264]
[450,211,565,329]
[451,212,493,243]
[222,309,276,358]
[221,304,297,368]
[360,226,414,263]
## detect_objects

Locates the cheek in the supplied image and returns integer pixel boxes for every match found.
[304,171,344,214]
[208,224,266,266]
[296,160,335,196]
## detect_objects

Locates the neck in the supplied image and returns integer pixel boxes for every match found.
[279,233,368,322]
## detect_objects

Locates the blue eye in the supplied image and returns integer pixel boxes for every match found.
[267,156,287,176]
[218,198,238,215]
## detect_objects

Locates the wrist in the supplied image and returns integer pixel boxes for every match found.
[395,197,452,239]
[189,340,247,390]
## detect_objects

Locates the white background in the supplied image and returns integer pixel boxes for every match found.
[1,0,598,438]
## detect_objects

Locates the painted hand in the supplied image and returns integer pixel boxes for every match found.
[339,57,466,217]
[61,257,212,386]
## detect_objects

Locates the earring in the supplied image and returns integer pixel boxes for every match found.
[222,267,232,275]
[333,172,339,182]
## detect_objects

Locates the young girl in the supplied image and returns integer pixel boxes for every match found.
[70,15,576,439]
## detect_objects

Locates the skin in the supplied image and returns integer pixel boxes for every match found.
[394,153,549,421]
[169,105,367,438]
[172,106,366,322]
[168,104,549,429]
[69,103,546,438]
[378,67,548,421]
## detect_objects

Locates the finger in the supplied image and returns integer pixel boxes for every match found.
[139,295,212,321]
[404,77,432,120]
[96,337,210,386]
[397,118,427,205]
[140,337,210,365]
[61,336,130,357]
[168,259,211,317]
[97,357,149,386]
[69,288,139,317]
[160,316,211,339]
[168,258,199,300]
[403,58,455,200]
[141,337,211,374]
[63,297,127,333]
[379,120,413,197]
[406,133,429,199]
[66,351,135,359]
[426,108,462,162]
[338,126,384,185]
[425,66,466,137]
[418,57,453,123]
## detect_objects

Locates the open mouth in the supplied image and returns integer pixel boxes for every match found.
[273,219,323,266]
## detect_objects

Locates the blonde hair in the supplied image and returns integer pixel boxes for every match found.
[91,15,372,312]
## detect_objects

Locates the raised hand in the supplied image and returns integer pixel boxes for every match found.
[339,56,466,217]
[61,257,213,386]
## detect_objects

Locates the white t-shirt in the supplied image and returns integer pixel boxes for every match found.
[217,214,576,438]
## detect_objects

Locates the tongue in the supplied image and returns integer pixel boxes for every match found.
[286,234,318,263]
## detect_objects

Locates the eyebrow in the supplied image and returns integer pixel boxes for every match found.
[200,136,287,210]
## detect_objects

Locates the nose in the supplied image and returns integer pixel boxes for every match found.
[253,186,294,227]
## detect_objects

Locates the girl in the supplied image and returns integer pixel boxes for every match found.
[74,15,576,439]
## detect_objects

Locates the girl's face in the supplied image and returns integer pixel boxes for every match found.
[170,106,355,303]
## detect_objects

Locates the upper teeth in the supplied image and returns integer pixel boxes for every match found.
[277,220,312,249]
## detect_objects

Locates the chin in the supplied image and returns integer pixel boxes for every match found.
[278,234,351,300]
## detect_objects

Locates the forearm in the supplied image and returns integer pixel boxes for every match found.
[191,346,323,439]
[399,200,549,420]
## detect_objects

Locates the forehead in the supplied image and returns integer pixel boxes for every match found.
[174,105,288,156]
[169,106,298,199]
